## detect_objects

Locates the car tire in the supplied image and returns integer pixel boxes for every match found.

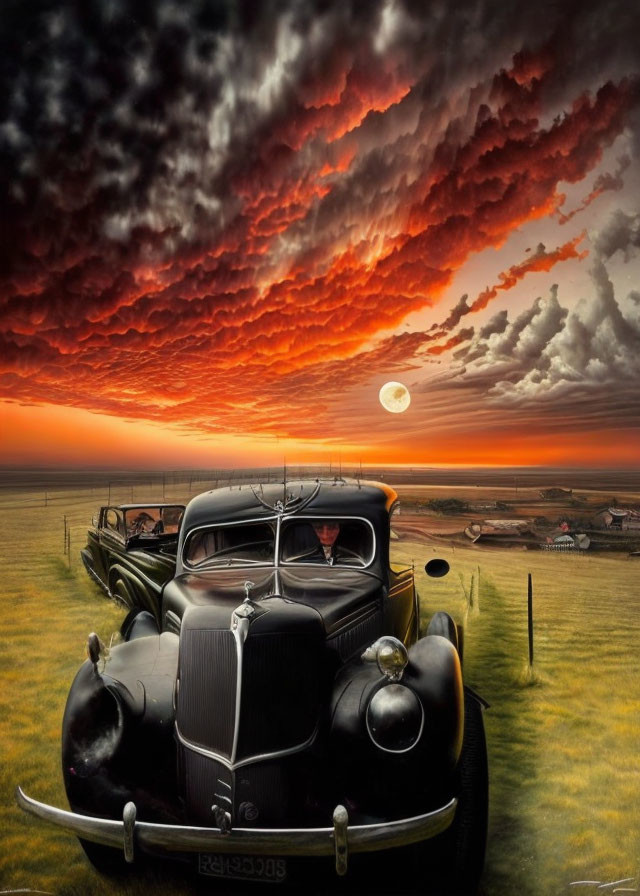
[446,689,489,893]
[412,689,488,895]
[426,611,459,651]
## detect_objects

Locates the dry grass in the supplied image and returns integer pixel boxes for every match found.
[393,534,640,896]
[1,476,639,895]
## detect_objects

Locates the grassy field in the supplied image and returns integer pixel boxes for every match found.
[1,475,639,895]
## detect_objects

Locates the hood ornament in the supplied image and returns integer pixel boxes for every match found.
[236,581,256,616]
[232,582,256,638]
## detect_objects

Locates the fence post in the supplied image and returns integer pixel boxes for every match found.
[527,572,534,666]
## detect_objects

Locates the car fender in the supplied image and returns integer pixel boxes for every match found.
[62,634,179,820]
[329,633,463,817]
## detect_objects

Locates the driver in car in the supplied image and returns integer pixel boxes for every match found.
[312,521,342,564]
[310,520,362,565]
[284,520,361,565]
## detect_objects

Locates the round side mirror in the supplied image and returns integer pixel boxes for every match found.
[425,558,450,578]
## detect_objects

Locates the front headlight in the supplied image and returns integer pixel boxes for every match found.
[361,636,408,681]
[366,683,424,753]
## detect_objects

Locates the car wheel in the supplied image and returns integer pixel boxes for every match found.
[412,689,488,895]
[78,838,129,875]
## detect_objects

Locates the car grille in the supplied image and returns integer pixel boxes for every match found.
[177,628,237,757]
[177,627,322,763]
[236,631,322,761]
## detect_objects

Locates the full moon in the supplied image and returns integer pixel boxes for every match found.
[379,381,411,413]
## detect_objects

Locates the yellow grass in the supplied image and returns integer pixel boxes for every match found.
[392,523,640,896]
[1,474,639,895]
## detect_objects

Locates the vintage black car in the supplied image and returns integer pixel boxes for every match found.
[80,502,186,619]
[17,479,488,893]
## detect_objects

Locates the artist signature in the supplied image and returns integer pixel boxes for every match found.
[569,878,637,893]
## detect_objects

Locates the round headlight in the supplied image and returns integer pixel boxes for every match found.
[374,636,408,681]
[366,683,424,753]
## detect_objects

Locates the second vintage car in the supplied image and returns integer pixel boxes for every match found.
[18,478,488,893]
[80,502,185,619]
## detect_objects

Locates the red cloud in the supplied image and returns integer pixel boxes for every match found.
[0,36,637,446]
[469,234,589,313]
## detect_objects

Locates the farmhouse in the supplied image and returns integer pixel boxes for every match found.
[465,519,533,543]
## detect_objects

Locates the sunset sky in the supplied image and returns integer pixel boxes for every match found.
[1,0,639,469]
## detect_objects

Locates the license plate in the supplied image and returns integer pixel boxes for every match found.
[198,853,287,883]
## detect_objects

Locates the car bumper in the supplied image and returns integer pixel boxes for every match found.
[16,786,456,874]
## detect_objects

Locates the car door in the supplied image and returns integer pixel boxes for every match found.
[96,507,126,586]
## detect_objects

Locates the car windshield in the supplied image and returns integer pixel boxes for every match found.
[184,521,276,567]
[125,506,183,537]
[280,518,373,567]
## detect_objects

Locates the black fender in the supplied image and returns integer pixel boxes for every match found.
[62,661,132,818]
[120,609,160,641]
[62,634,180,822]
[330,632,463,817]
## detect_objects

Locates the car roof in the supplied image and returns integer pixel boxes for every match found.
[182,479,397,531]
[109,503,185,511]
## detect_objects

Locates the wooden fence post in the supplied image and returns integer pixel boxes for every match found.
[528,572,534,666]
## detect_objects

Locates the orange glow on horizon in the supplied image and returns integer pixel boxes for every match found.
[2,401,638,471]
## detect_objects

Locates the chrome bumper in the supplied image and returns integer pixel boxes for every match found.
[16,787,456,875]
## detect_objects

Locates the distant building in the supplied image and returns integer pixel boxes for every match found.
[607,508,640,530]
[465,520,532,543]
[539,488,573,499]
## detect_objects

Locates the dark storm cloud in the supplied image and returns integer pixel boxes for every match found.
[1,0,639,443]
[2,0,638,268]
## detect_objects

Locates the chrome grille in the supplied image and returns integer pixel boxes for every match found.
[177,628,237,757]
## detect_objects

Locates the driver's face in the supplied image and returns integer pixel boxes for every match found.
[313,522,340,546]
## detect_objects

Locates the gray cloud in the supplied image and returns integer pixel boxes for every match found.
[479,309,509,340]
[429,294,470,333]
[453,289,568,373]
[593,209,640,261]
[447,227,640,422]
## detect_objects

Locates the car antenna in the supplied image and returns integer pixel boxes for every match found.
[283,457,287,506]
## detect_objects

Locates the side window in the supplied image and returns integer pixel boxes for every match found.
[104,508,124,537]
[161,506,183,534]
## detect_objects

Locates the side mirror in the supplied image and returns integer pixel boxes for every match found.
[425,558,450,578]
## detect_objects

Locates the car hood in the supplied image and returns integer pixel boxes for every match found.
[163,566,384,636]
